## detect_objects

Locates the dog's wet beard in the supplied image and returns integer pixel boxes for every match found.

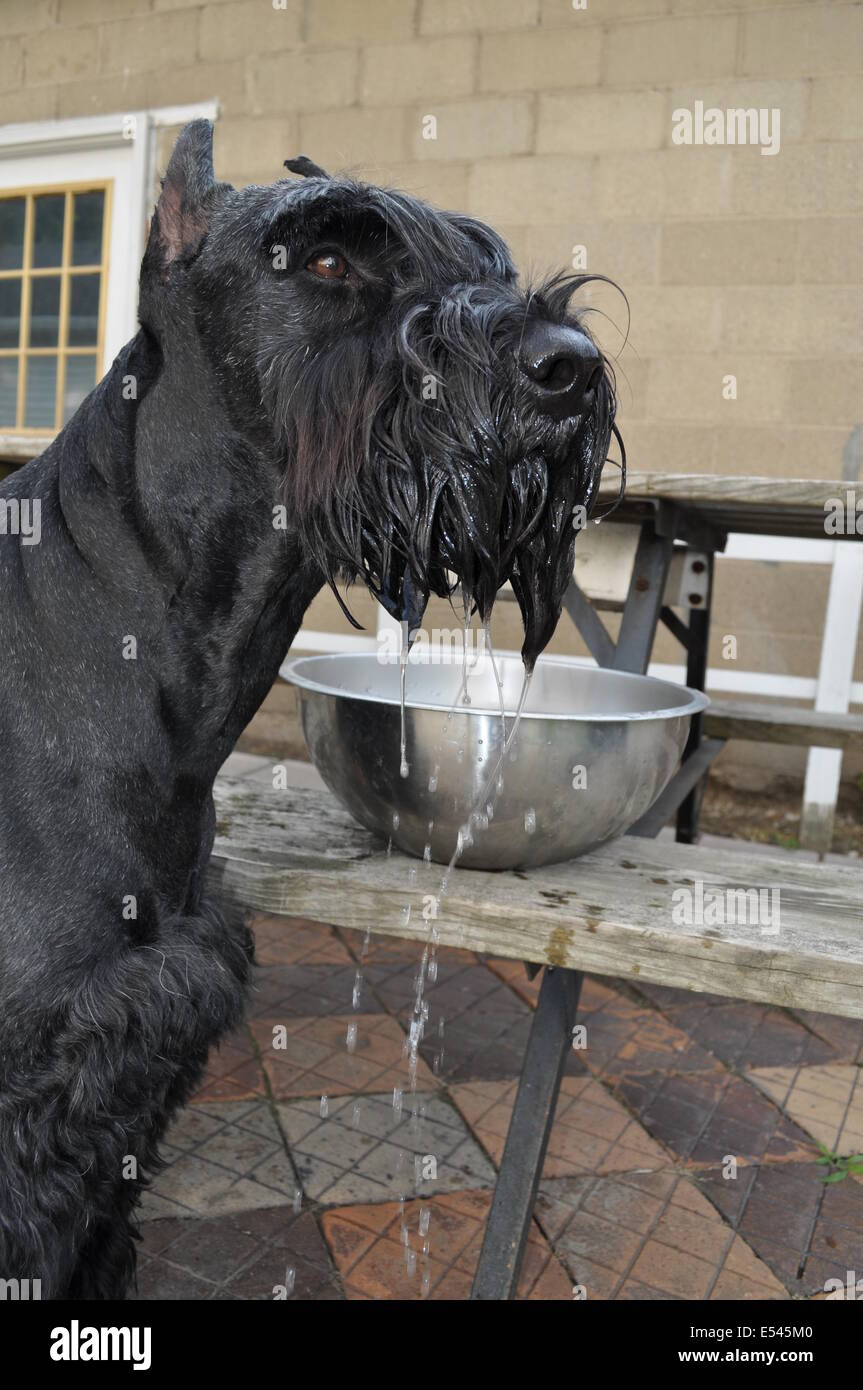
[271,274,620,672]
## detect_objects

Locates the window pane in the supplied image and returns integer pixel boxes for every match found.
[0,197,25,271]
[62,354,97,423]
[72,190,104,266]
[0,277,21,348]
[29,275,61,347]
[32,194,65,269]
[0,358,18,426]
[68,273,100,346]
[24,355,57,428]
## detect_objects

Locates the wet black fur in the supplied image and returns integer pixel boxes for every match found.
[0,121,620,1298]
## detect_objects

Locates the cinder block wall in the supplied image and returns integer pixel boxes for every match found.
[3,0,863,783]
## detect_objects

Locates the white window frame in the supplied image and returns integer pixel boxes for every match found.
[0,102,218,459]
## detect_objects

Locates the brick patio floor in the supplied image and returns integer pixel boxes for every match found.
[132,901,863,1301]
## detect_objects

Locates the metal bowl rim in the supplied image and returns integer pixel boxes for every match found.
[281,652,710,723]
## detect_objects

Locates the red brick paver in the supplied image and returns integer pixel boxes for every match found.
[322,1190,572,1300]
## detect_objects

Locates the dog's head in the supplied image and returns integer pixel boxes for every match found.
[141,120,623,669]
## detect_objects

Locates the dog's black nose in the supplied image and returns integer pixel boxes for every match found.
[519,322,604,420]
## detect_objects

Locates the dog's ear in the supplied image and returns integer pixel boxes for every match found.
[284,155,330,180]
[150,120,224,270]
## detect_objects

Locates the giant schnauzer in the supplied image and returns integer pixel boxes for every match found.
[0,120,620,1298]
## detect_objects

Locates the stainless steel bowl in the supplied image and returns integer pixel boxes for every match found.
[283,651,709,870]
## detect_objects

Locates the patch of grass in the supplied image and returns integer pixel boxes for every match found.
[815,1142,863,1183]
[770,830,799,850]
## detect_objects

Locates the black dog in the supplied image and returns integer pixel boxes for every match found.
[0,120,620,1298]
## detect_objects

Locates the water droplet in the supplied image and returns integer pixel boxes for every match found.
[393,1087,403,1116]
[524,807,537,834]
[352,1102,361,1128]
[352,970,362,1009]
[292,1187,302,1213]
[408,865,417,886]
[428,767,439,792]
[285,1266,296,1296]
[320,1094,328,1118]
[423,843,432,863]
[400,757,410,779]
[392,811,400,830]
[419,1206,431,1237]
[427,957,438,983]
[346,1021,358,1054]
[461,820,476,853]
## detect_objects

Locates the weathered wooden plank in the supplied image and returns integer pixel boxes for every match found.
[595,473,860,541]
[213,776,375,866]
[704,700,863,751]
[211,778,863,1020]
[597,472,847,511]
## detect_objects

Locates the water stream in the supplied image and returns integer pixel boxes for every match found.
[336,612,534,1294]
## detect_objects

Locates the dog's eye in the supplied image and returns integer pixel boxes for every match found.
[306,251,349,281]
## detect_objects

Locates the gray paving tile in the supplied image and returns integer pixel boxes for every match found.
[133,1208,343,1301]
[277,1089,496,1205]
[139,1101,298,1222]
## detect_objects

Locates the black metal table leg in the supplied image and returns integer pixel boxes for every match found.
[471,966,583,1300]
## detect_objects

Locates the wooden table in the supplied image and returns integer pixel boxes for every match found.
[212,778,863,1023]
[211,775,863,1299]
